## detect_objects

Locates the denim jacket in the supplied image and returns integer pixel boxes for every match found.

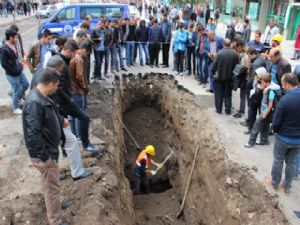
[173,29,188,53]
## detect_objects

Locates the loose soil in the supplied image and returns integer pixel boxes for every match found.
[0,74,290,225]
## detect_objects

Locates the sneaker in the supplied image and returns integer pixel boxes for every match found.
[13,108,22,115]
[84,143,98,153]
[292,211,300,220]
[239,121,248,127]
[179,72,183,76]
[73,168,93,181]
[244,143,254,148]
[244,129,251,135]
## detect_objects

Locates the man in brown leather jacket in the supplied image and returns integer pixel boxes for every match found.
[27,29,53,75]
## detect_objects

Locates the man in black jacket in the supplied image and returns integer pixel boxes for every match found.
[0,29,29,114]
[57,39,98,153]
[135,20,150,66]
[240,47,267,132]
[112,19,127,72]
[225,21,236,43]
[23,69,69,225]
[212,38,239,114]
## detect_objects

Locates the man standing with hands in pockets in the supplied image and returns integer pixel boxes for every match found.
[22,69,69,225]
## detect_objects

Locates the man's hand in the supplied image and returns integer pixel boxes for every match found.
[262,112,268,119]
[150,170,157,176]
[157,163,163,169]
[63,118,69,128]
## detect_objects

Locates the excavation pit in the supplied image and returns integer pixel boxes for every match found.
[111,73,290,225]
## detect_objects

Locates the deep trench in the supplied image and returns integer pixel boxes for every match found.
[123,103,185,224]
[114,73,289,225]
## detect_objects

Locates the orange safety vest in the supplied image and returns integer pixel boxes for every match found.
[136,150,150,168]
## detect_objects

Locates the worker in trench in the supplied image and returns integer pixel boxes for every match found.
[133,145,162,195]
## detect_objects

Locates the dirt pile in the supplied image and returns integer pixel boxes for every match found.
[0,73,290,225]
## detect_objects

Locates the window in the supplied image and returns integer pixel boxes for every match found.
[80,6,124,19]
[105,7,123,18]
[57,7,75,21]
[80,7,104,19]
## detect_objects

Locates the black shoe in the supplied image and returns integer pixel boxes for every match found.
[163,65,169,68]
[256,141,270,145]
[121,68,127,71]
[233,112,242,118]
[73,168,93,181]
[216,110,222,114]
[225,111,231,115]
[61,200,74,210]
[240,121,248,127]
[244,143,254,148]
[291,57,296,60]
[59,174,66,181]
[206,89,213,93]
[160,63,165,65]
[156,65,159,68]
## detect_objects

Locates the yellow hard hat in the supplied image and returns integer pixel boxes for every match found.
[145,145,155,156]
[272,34,283,43]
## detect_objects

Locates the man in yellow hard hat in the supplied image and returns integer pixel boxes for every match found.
[271,34,283,51]
[133,145,162,195]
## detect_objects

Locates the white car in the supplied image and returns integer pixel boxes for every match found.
[36,5,58,19]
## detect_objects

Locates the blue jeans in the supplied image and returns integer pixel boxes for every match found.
[197,54,208,83]
[113,44,125,70]
[271,136,300,189]
[94,50,106,79]
[70,93,85,138]
[126,42,135,65]
[208,60,214,91]
[296,152,300,175]
[6,72,29,109]
[138,43,149,65]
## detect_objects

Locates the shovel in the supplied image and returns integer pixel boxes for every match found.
[155,147,175,174]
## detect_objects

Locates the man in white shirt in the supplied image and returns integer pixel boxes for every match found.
[261,19,279,46]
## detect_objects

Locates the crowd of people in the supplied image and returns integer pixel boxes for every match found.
[0,2,300,224]
[0,0,39,17]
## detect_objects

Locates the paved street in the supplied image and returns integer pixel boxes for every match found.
[0,16,300,224]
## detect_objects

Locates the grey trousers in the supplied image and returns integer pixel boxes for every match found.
[271,136,300,189]
[249,114,270,145]
[63,126,85,178]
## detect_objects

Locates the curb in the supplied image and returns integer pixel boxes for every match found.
[0,16,35,28]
